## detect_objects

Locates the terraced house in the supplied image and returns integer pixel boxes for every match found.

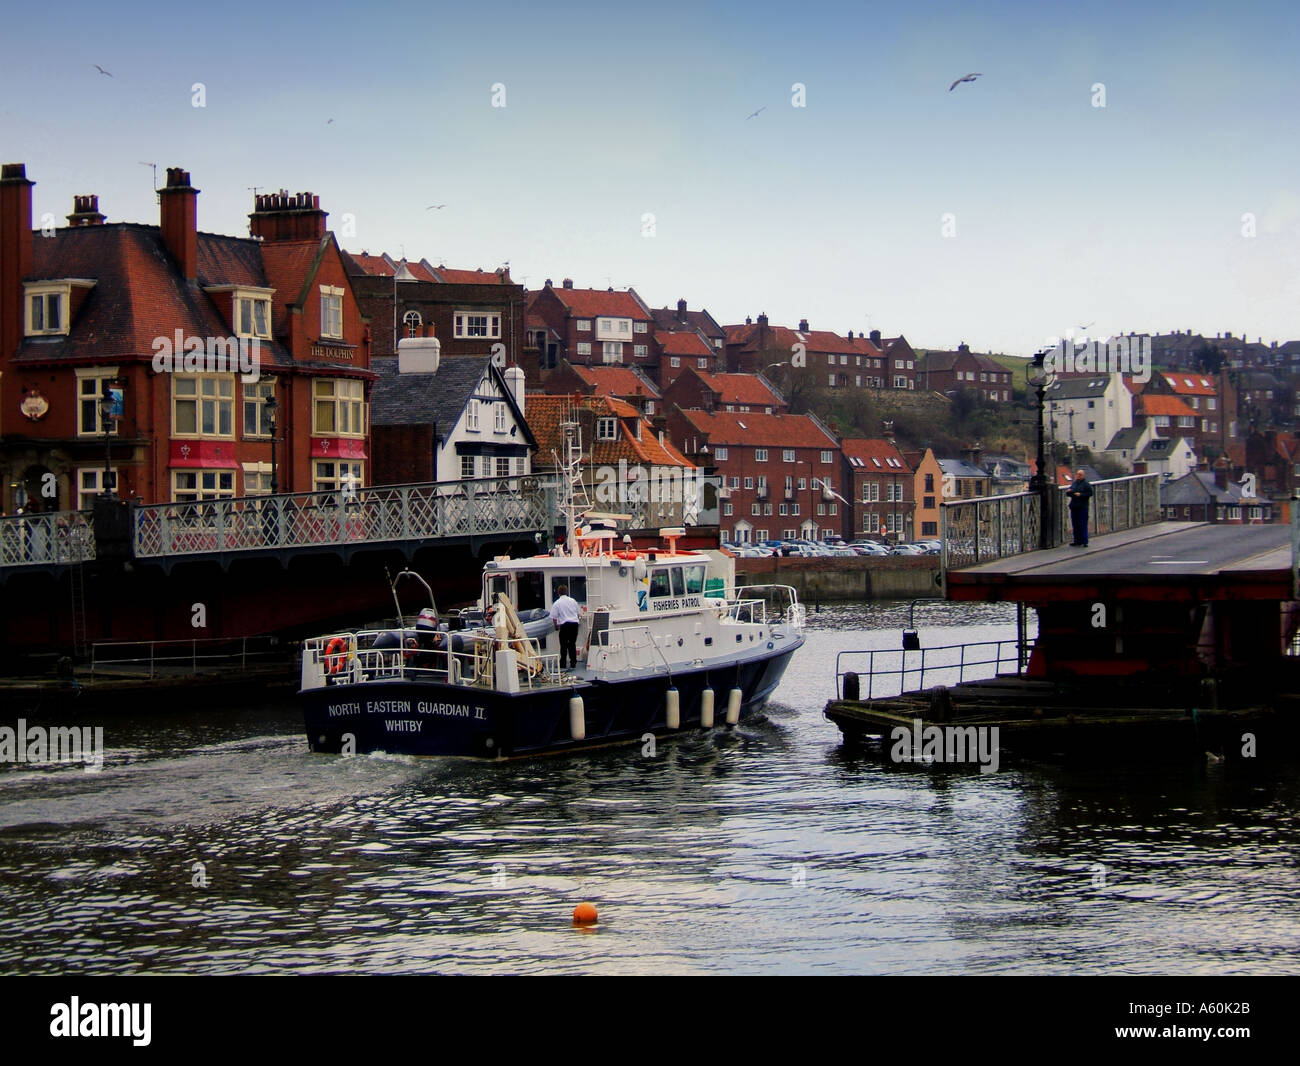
[667,407,842,543]
[0,164,372,512]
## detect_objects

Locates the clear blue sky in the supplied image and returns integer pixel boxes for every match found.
[2,0,1297,354]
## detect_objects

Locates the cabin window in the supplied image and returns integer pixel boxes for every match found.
[486,574,509,608]
[671,568,685,596]
[516,570,545,611]
[685,564,705,594]
[551,575,586,604]
[649,569,671,597]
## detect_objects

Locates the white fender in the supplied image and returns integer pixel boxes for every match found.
[569,695,586,741]
[665,687,680,730]
[700,688,715,728]
[726,687,742,725]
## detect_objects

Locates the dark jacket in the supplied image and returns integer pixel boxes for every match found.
[1067,478,1093,509]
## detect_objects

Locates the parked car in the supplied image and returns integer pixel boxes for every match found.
[849,541,891,556]
[891,543,927,556]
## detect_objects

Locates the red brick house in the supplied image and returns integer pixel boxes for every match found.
[0,164,372,512]
[841,437,913,541]
[1145,370,1234,456]
[668,407,842,542]
[537,362,663,417]
[526,280,656,381]
[918,344,1012,401]
[342,251,526,365]
[656,329,719,387]
[661,366,788,415]
[647,298,726,358]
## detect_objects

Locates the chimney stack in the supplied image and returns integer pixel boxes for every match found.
[248,189,328,243]
[1,163,35,365]
[562,278,574,289]
[870,329,882,344]
[1213,455,1229,492]
[159,167,199,281]
[66,194,106,227]
[798,318,809,332]
[676,298,687,319]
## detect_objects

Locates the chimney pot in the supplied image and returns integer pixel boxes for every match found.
[798,318,809,332]
[159,165,199,281]
[870,329,882,344]
[562,278,573,289]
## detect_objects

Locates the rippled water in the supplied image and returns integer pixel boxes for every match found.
[2,599,1298,975]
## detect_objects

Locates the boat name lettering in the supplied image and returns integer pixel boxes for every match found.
[384,720,422,732]
[367,700,411,714]
[416,701,486,719]
[652,596,701,611]
[327,703,362,717]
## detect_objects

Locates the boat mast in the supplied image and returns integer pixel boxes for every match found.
[558,409,590,557]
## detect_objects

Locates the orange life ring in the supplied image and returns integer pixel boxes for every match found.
[325,636,348,674]
[614,550,637,560]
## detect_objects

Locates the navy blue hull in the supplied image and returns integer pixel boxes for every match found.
[301,644,799,758]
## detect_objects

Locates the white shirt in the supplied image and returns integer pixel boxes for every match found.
[550,594,580,626]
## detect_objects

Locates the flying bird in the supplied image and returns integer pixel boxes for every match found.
[1079,321,1095,331]
[93,65,113,77]
[746,106,766,120]
[948,73,981,91]
[326,118,334,124]
[426,204,445,210]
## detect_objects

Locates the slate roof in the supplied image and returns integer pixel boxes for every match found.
[1106,427,1147,452]
[1160,471,1256,506]
[648,304,725,340]
[1044,376,1113,399]
[937,458,988,480]
[369,356,534,450]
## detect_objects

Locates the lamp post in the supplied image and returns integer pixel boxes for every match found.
[1026,350,1052,548]
[266,392,279,494]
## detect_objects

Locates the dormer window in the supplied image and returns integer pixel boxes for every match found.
[29,290,62,333]
[320,286,344,338]
[238,294,271,339]
[596,417,617,441]
[24,281,89,336]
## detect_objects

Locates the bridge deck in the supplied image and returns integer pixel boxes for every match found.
[946,522,1293,602]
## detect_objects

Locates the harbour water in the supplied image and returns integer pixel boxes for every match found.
[1,600,1298,975]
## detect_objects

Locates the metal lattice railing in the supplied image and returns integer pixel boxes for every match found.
[133,476,556,559]
[942,473,1161,574]
[0,510,96,568]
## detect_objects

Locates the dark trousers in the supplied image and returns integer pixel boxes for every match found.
[1070,505,1089,545]
[559,622,580,668]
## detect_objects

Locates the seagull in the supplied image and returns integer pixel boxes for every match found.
[948,72,981,91]
[326,118,334,124]
[93,64,113,78]
[426,204,445,210]
[1080,321,1095,331]
[746,106,766,120]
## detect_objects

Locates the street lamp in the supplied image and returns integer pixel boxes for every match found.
[1026,350,1052,548]
[98,378,124,497]
[266,392,280,494]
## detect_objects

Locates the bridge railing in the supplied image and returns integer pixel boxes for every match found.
[1057,472,1161,542]
[942,473,1162,574]
[133,476,557,559]
[0,510,96,568]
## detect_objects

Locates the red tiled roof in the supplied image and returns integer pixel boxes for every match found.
[16,223,293,367]
[695,371,784,407]
[570,364,662,398]
[343,251,395,277]
[676,408,838,449]
[1161,373,1217,395]
[260,239,325,336]
[528,395,693,469]
[434,267,507,285]
[840,438,911,472]
[656,330,712,357]
[1139,394,1197,419]
[549,286,647,319]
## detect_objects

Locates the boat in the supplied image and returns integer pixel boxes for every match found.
[298,418,806,758]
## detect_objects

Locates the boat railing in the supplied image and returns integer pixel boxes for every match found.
[302,629,562,690]
[731,584,803,630]
[834,639,1024,701]
[591,623,676,677]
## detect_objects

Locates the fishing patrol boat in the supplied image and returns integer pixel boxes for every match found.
[298,423,805,758]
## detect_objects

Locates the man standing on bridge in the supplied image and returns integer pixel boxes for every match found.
[1068,469,1093,547]
[550,584,581,670]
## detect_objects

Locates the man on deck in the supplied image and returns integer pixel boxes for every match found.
[550,584,581,670]
[1067,469,1093,547]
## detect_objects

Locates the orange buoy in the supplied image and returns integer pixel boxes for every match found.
[572,901,598,925]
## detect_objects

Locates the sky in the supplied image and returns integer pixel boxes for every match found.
[2,0,1298,355]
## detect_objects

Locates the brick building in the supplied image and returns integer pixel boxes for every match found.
[1,164,372,511]
[841,437,912,541]
[537,362,663,417]
[526,280,656,382]
[661,366,788,416]
[668,407,842,543]
[918,344,1013,402]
